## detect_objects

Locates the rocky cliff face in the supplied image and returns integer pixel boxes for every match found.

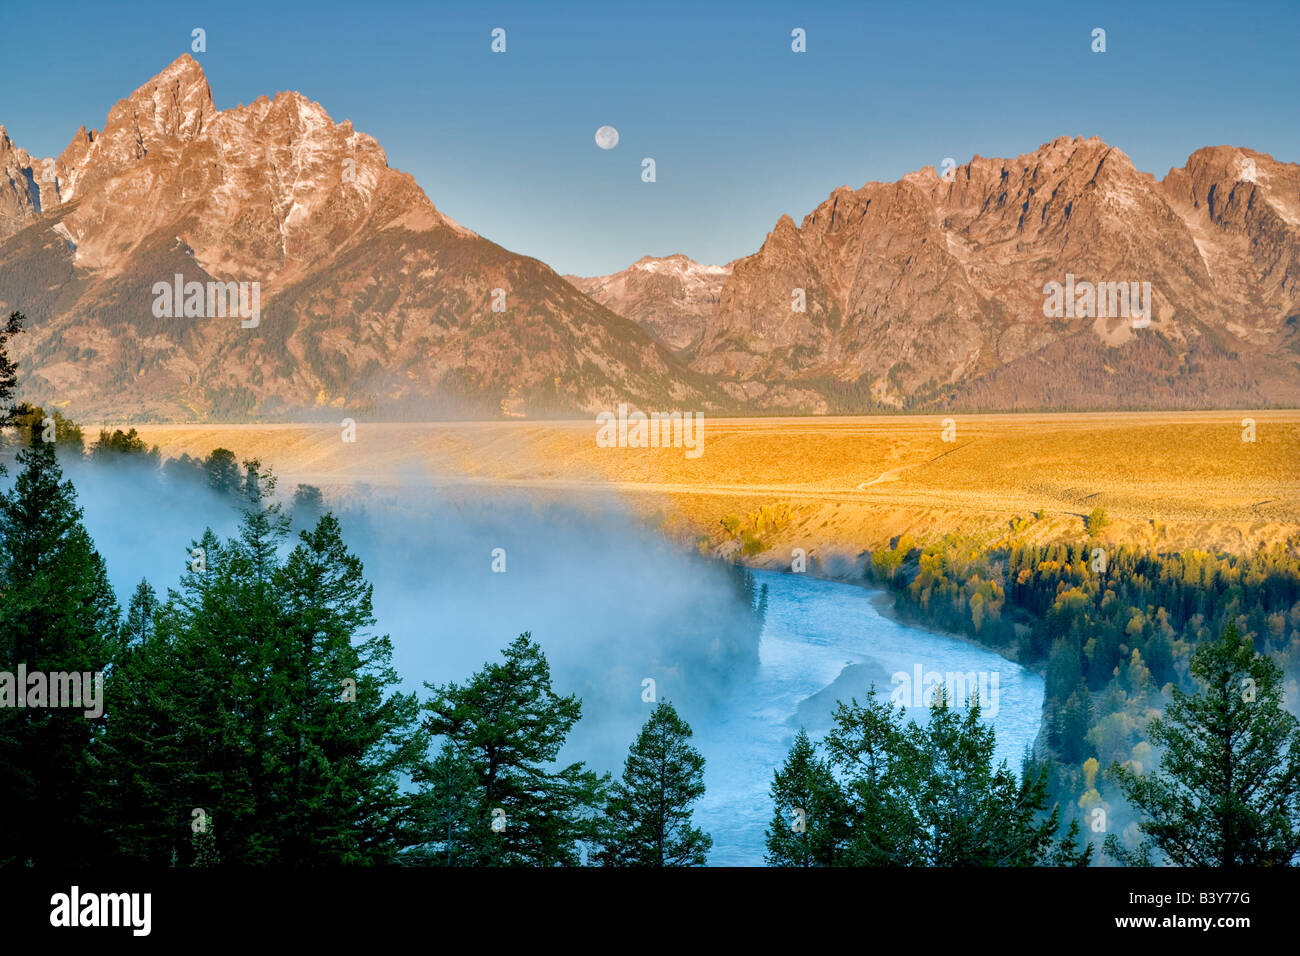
[0,127,54,238]
[0,56,718,420]
[685,137,1300,411]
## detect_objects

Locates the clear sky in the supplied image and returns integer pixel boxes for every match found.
[2,0,1296,276]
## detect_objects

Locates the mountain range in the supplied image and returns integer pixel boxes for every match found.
[1,55,1297,420]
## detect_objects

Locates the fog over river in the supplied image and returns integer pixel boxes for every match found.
[63,461,1043,867]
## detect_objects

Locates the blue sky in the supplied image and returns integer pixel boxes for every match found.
[2,0,1296,275]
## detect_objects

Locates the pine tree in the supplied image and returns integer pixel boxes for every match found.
[0,435,119,865]
[89,427,158,466]
[418,634,608,866]
[1059,681,1095,764]
[203,448,242,497]
[191,812,221,867]
[0,310,23,428]
[267,512,427,864]
[823,693,913,865]
[118,464,427,865]
[121,578,158,644]
[113,461,288,865]
[825,688,1090,866]
[896,691,1063,866]
[596,700,712,867]
[8,405,84,453]
[290,484,325,529]
[184,462,287,863]
[1106,622,1300,866]
[103,525,255,864]
[98,578,193,863]
[765,729,849,866]
[408,741,486,866]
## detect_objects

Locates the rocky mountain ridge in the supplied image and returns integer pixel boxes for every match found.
[3,56,1296,419]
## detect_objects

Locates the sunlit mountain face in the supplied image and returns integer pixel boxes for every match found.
[3,54,1297,422]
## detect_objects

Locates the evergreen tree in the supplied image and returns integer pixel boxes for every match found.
[103,462,286,864]
[192,462,288,863]
[1059,681,1095,764]
[825,688,1090,866]
[162,452,207,487]
[0,310,22,427]
[418,633,607,866]
[290,483,325,528]
[1144,631,1175,687]
[1046,636,1083,703]
[9,405,83,453]
[765,728,848,866]
[596,700,712,867]
[89,427,159,466]
[203,448,242,497]
[823,693,914,864]
[0,435,119,865]
[409,741,485,866]
[98,578,194,863]
[191,812,221,867]
[108,523,259,864]
[114,465,427,865]
[267,512,427,864]
[896,691,1062,865]
[121,578,158,644]
[1106,622,1300,866]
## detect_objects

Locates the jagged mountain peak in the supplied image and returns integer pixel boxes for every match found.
[53,54,216,202]
[686,138,1300,411]
[2,59,1296,419]
[628,253,730,275]
[0,58,715,420]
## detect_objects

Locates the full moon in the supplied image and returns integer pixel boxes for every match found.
[594,125,619,150]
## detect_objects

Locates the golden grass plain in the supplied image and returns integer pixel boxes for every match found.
[105,411,1300,562]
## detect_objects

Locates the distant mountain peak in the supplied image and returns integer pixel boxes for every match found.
[567,254,733,352]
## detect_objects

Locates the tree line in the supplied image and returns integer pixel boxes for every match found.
[864,523,1300,864]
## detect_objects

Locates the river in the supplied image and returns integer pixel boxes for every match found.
[692,569,1045,866]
